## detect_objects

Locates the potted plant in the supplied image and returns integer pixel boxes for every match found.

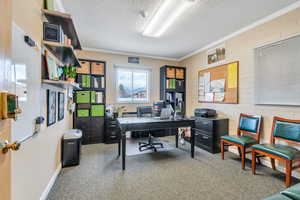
[63,66,76,82]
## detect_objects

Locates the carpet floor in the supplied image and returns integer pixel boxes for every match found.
[47,137,298,200]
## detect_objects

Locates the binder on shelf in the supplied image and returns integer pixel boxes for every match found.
[91,105,104,117]
[81,75,90,88]
[77,109,89,117]
[76,91,90,103]
[166,79,176,89]
[101,77,105,88]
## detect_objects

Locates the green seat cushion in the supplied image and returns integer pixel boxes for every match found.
[221,135,257,146]
[281,183,300,200]
[252,144,300,160]
[263,193,293,200]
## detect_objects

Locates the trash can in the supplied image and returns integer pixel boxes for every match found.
[62,129,82,168]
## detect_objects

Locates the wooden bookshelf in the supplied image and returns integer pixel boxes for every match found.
[42,41,81,67]
[42,79,80,89]
[42,9,81,49]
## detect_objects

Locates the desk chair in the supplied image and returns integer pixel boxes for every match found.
[252,116,300,187]
[220,113,262,169]
[137,106,164,152]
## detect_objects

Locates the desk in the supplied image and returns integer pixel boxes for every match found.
[117,117,195,170]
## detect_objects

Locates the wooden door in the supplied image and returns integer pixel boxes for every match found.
[0,0,12,199]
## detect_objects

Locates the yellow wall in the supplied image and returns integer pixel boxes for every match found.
[180,8,300,173]
[11,0,72,200]
[76,50,179,112]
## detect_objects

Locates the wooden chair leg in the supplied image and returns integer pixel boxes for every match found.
[241,146,246,170]
[252,150,256,174]
[238,146,242,158]
[221,140,224,160]
[256,157,261,165]
[286,160,292,188]
[271,158,276,171]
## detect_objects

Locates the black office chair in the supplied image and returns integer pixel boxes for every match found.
[137,106,164,152]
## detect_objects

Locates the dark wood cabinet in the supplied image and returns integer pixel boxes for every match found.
[193,117,229,154]
[105,117,120,144]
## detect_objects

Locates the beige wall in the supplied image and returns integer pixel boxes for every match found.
[180,8,300,172]
[11,0,73,200]
[76,50,179,112]
[0,0,12,199]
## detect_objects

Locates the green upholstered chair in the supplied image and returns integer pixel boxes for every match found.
[263,182,300,200]
[220,113,262,169]
[252,116,300,188]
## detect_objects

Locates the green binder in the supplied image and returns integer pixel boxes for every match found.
[76,91,90,103]
[77,109,89,117]
[82,75,91,88]
[44,0,54,10]
[91,105,104,117]
[90,91,96,103]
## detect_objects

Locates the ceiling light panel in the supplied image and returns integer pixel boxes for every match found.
[143,0,195,37]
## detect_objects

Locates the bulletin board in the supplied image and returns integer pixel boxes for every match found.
[198,61,239,104]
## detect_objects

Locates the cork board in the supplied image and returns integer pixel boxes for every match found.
[198,61,239,104]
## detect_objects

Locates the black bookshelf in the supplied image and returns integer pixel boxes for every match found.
[160,65,186,117]
[73,59,106,145]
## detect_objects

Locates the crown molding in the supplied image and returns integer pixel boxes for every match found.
[82,47,180,62]
[178,1,300,61]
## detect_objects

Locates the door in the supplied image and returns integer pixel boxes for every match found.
[0,0,12,199]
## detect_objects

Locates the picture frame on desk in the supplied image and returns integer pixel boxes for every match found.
[47,89,56,126]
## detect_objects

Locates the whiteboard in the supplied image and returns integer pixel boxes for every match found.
[11,23,42,141]
[254,34,300,106]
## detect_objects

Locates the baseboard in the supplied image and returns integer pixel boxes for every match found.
[40,163,62,200]
[228,147,300,179]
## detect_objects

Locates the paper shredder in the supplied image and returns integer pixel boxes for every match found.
[62,129,82,168]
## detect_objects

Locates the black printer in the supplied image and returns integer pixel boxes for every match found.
[194,108,217,118]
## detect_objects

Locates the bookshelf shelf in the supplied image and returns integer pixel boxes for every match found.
[42,79,80,89]
[42,41,81,67]
[42,9,81,49]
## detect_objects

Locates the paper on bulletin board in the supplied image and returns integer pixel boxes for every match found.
[198,75,205,96]
[214,92,225,102]
[228,63,237,88]
[204,72,211,92]
[205,92,214,102]
[210,79,225,93]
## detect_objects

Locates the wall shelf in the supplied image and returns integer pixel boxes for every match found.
[42,41,81,67]
[42,79,81,89]
[42,9,81,49]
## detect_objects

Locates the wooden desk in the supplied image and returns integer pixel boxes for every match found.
[117,117,196,170]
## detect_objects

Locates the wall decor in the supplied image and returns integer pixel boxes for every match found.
[47,89,56,126]
[58,92,65,121]
[207,45,226,64]
[45,50,59,80]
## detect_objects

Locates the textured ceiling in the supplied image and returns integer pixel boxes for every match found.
[62,0,300,59]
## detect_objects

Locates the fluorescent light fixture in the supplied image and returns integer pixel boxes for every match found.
[143,0,195,37]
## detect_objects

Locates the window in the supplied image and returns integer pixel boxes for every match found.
[116,67,150,103]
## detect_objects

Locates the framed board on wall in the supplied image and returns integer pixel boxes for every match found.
[198,61,239,104]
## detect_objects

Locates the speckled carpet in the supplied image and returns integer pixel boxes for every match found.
[47,137,298,200]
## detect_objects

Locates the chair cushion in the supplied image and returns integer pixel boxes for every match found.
[274,120,300,143]
[252,144,300,160]
[263,194,293,200]
[240,116,259,133]
[281,183,300,200]
[221,135,257,146]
